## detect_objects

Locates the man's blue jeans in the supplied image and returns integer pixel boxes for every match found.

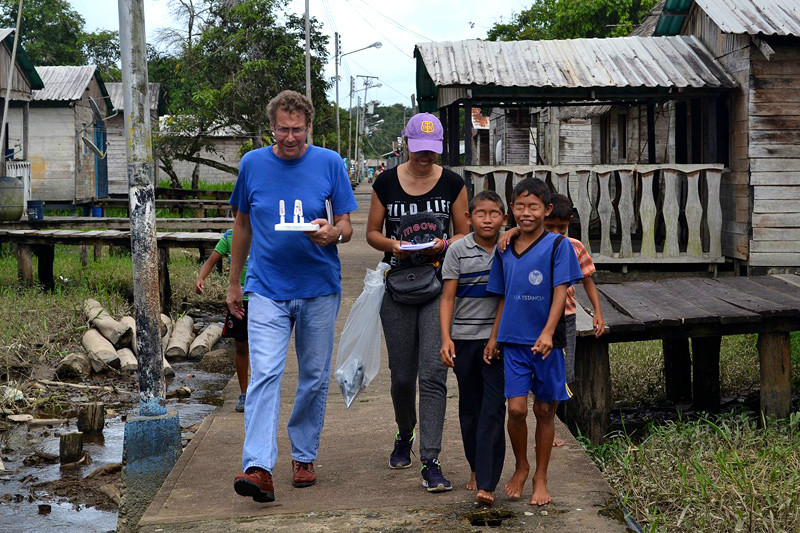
[242,291,341,473]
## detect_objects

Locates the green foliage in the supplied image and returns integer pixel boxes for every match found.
[0,0,85,65]
[81,29,121,82]
[584,411,800,531]
[487,0,661,41]
[359,102,411,159]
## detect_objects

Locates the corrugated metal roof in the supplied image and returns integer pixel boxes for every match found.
[415,36,737,91]
[471,107,489,129]
[633,0,665,37]
[0,28,43,90]
[656,0,800,37]
[695,0,800,36]
[32,65,98,101]
[105,82,162,112]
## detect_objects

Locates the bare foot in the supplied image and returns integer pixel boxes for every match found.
[552,435,565,447]
[476,489,494,504]
[529,477,552,506]
[503,467,529,500]
[466,472,477,491]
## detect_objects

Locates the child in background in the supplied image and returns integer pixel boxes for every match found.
[196,225,250,413]
[439,190,507,505]
[485,178,582,506]
[544,193,605,387]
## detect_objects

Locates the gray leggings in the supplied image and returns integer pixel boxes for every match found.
[380,294,447,461]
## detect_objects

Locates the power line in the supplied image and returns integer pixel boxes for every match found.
[346,56,410,100]
[343,0,413,58]
[351,0,434,41]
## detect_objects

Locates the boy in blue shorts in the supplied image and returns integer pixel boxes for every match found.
[440,190,507,505]
[485,178,582,506]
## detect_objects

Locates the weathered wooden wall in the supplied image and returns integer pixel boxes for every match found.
[0,44,33,101]
[489,108,530,165]
[10,106,76,202]
[106,111,160,195]
[169,137,245,185]
[685,7,752,262]
[748,43,800,268]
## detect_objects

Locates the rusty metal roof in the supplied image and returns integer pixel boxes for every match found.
[32,65,101,101]
[471,108,489,129]
[656,0,800,37]
[415,36,737,91]
[105,82,163,113]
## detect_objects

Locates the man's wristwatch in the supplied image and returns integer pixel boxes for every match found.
[335,225,344,244]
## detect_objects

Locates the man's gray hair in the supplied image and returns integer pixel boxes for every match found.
[267,90,315,126]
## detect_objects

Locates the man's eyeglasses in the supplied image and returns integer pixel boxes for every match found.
[272,127,308,137]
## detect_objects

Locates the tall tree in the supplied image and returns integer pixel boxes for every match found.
[82,30,121,81]
[487,0,659,41]
[0,0,85,65]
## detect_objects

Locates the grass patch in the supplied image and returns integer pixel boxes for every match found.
[0,244,226,377]
[156,178,234,192]
[608,335,799,406]
[584,411,800,532]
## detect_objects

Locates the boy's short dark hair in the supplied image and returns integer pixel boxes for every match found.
[547,193,573,221]
[469,190,505,214]
[511,177,551,205]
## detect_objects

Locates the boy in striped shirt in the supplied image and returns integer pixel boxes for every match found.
[543,194,605,387]
[439,190,507,504]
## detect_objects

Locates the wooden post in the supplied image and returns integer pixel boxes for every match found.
[158,247,172,314]
[77,402,105,433]
[80,244,88,267]
[16,243,33,283]
[448,103,460,167]
[570,337,610,444]
[35,244,55,291]
[94,243,102,261]
[663,338,692,402]
[59,432,83,464]
[691,336,721,412]
[758,332,792,419]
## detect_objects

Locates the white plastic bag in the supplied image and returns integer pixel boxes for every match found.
[334,262,390,408]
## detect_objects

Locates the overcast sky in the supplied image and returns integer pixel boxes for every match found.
[70,0,530,108]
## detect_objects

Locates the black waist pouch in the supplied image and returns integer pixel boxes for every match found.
[385,264,441,305]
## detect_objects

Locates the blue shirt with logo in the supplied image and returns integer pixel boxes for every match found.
[229,145,358,300]
[486,231,583,345]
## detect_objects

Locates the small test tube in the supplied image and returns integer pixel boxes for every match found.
[279,200,286,224]
[294,200,302,224]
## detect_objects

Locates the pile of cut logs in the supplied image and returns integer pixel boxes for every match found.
[55,299,223,380]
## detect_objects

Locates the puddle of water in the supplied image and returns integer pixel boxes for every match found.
[0,354,233,531]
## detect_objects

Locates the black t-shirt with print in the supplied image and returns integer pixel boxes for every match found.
[372,166,465,265]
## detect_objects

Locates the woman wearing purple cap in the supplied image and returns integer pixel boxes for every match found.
[366,112,469,492]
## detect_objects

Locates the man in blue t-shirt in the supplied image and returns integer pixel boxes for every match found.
[228,90,358,504]
[485,178,582,507]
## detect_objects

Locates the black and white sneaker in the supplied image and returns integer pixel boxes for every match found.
[421,458,452,492]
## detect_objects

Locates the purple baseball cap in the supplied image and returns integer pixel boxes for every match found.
[403,113,443,154]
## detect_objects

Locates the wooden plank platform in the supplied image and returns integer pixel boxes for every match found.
[0,217,234,231]
[569,274,800,443]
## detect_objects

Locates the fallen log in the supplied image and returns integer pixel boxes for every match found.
[55,352,91,380]
[82,329,120,372]
[77,402,105,434]
[160,313,171,338]
[83,299,132,349]
[163,355,175,378]
[116,348,138,373]
[161,314,173,356]
[165,315,194,359]
[86,463,122,479]
[37,380,114,392]
[120,316,137,354]
[188,324,223,360]
[59,432,83,464]
[27,418,68,428]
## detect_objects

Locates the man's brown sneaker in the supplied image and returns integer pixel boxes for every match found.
[291,460,316,488]
[234,467,275,502]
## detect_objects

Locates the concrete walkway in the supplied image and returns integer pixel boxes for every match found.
[138,182,627,532]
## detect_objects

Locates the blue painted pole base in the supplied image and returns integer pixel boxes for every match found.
[118,410,181,532]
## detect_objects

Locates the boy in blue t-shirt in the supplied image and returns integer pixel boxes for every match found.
[485,178,582,506]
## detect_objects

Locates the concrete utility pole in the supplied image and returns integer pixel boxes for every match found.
[347,76,354,163]
[117,1,181,530]
[334,32,340,156]
[304,0,313,144]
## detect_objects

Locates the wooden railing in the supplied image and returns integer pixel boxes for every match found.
[452,164,725,265]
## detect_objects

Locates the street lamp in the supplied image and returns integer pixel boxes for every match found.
[335,33,381,156]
